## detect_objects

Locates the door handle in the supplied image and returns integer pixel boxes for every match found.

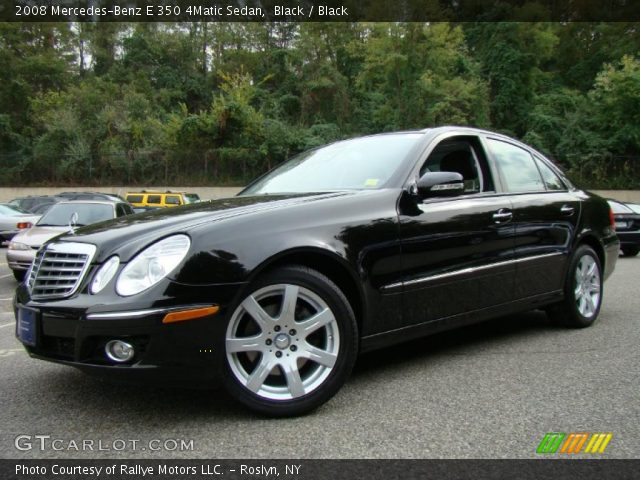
[492,209,513,223]
[560,205,575,216]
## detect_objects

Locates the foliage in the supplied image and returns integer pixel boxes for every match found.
[0,22,638,188]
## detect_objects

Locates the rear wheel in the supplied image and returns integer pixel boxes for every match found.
[220,265,358,416]
[547,245,602,328]
[621,246,639,257]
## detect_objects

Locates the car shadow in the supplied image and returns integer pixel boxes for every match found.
[353,309,560,377]
[20,309,561,421]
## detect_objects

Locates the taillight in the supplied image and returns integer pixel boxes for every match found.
[609,208,615,231]
[16,222,32,230]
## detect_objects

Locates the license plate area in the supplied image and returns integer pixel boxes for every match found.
[17,306,39,347]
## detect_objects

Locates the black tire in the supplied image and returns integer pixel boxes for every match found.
[12,269,26,282]
[621,246,639,257]
[546,245,603,328]
[219,265,358,417]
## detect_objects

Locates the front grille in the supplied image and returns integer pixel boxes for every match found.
[28,242,96,299]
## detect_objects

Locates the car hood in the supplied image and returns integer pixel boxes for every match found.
[52,192,352,262]
[12,226,69,247]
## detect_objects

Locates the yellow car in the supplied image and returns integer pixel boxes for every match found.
[125,191,200,208]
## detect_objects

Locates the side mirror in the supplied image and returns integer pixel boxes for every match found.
[416,171,465,198]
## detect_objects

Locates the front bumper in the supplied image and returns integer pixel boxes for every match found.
[616,231,640,248]
[1,230,25,246]
[13,281,246,382]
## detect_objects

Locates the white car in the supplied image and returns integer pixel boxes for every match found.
[0,203,40,246]
[7,200,134,281]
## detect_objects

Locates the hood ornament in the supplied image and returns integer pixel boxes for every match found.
[68,212,79,234]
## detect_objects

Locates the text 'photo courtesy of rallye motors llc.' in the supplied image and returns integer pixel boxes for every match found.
[13,127,618,417]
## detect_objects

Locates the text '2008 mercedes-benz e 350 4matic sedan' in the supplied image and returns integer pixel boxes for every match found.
[14,127,618,416]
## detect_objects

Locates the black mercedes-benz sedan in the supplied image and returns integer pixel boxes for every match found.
[14,127,618,416]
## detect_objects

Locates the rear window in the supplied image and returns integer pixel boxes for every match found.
[147,195,162,204]
[534,157,566,191]
[486,138,545,193]
[127,195,144,203]
[0,204,29,214]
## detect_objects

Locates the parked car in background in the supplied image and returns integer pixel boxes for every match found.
[9,195,62,213]
[132,206,162,214]
[13,127,618,416]
[0,204,40,245]
[56,192,126,202]
[29,202,59,216]
[608,199,640,257]
[7,200,134,281]
[125,190,200,208]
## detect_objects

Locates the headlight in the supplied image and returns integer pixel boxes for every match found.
[116,235,190,297]
[90,256,120,294]
[8,241,30,251]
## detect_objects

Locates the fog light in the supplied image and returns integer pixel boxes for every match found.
[105,340,135,363]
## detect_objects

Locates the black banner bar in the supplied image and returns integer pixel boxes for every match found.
[1,459,639,480]
[2,0,640,22]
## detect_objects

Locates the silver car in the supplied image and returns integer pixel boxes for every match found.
[7,200,134,281]
[0,203,40,245]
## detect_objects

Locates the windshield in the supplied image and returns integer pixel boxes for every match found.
[184,194,200,204]
[241,134,422,195]
[0,204,29,215]
[37,203,113,227]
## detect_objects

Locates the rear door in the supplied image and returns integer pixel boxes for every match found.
[146,194,162,208]
[483,137,581,299]
[398,133,516,325]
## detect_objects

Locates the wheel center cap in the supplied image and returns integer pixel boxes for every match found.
[274,333,290,350]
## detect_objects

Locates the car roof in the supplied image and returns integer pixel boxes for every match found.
[55,200,120,206]
[126,190,191,194]
[347,126,536,149]
[607,199,634,213]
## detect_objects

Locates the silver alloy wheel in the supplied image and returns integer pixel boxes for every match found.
[225,284,340,401]
[574,255,601,318]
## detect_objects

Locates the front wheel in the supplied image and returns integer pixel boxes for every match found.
[220,265,358,416]
[547,245,603,328]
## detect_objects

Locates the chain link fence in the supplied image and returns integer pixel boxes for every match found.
[0,149,268,187]
[1,150,638,189]
[562,154,640,190]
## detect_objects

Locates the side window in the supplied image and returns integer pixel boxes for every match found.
[124,204,134,215]
[147,195,161,204]
[127,195,143,203]
[165,195,180,205]
[116,204,126,217]
[534,156,566,191]
[486,139,545,193]
[419,136,494,194]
